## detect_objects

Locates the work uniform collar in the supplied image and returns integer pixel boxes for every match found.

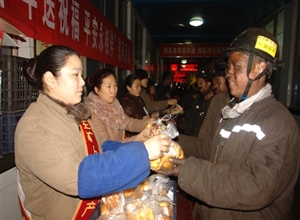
[221,83,272,119]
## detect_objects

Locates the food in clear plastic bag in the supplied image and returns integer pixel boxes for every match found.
[100,174,175,220]
[100,192,125,218]
[124,199,143,220]
[125,197,173,220]
[143,115,179,139]
[130,206,154,220]
[124,180,152,200]
[150,140,184,171]
[168,104,184,115]
[143,122,167,138]
[159,201,172,218]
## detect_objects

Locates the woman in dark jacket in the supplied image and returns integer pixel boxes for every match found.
[120,74,149,137]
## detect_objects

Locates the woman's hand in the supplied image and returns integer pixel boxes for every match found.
[144,134,170,160]
[143,115,150,120]
[136,128,148,142]
[150,112,159,119]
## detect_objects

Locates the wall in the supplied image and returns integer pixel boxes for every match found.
[280,0,297,106]
[0,167,22,220]
[0,36,34,220]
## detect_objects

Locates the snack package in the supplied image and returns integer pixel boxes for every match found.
[150,140,184,171]
[100,175,175,220]
[167,104,184,115]
[124,179,152,201]
[124,199,143,220]
[124,174,174,220]
[124,194,174,219]
[100,192,125,219]
[147,174,174,200]
[143,114,179,139]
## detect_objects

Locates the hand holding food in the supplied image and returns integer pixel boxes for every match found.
[156,157,186,177]
[150,140,184,171]
[144,134,170,160]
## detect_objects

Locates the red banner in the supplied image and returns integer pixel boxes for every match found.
[0,30,3,50]
[0,0,133,70]
[159,43,230,58]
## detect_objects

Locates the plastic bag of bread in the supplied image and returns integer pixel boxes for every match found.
[167,104,184,115]
[147,175,174,201]
[124,197,172,220]
[124,179,152,201]
[99,192,125,219]
[124,174,171,201]
[143,114,179,139]
[101,175,175,219]
[147,174,170,192]
[150,140,184,171]
[156,196,174,219]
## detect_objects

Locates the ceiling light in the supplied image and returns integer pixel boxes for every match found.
[189,17,203,27]
[181,59,187,64]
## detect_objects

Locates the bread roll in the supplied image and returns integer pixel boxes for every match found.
[159,201,172,217]
[133,207,154,220]
[100,193,121,214]
[150,140,184,171]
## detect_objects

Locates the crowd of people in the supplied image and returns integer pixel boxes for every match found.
[15,27,300,220]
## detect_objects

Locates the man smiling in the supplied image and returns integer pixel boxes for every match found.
[159,27,300,220]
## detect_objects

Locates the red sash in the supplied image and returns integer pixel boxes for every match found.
[18,120,100,220]
[18,195,32,220]
[72,120,101,220]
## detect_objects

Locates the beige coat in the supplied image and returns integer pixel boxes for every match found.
[90,111,148,142]
[15,93,105,219]
[140,88,168,112]
[86,92,149,142]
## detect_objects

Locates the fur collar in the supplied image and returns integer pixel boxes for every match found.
[41,91,90,125]
[86,92,126,129]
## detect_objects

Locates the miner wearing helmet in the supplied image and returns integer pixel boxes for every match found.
[159,27,300,220]
[223,27,278,103]
[212,61,229,94]
[180,66,215,137]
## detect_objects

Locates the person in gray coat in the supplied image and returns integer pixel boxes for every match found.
[158,27,300,220]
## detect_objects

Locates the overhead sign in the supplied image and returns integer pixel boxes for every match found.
[180,64,198,72]
[173,72,186,83]
[170,63,198,72]
[0,0,133,70]
[159,43,230,58]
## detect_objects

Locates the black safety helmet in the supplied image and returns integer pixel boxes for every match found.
[212,61,226,78]
[222,27,278,67]
[196,66,212,82]
[222,27,279,101]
